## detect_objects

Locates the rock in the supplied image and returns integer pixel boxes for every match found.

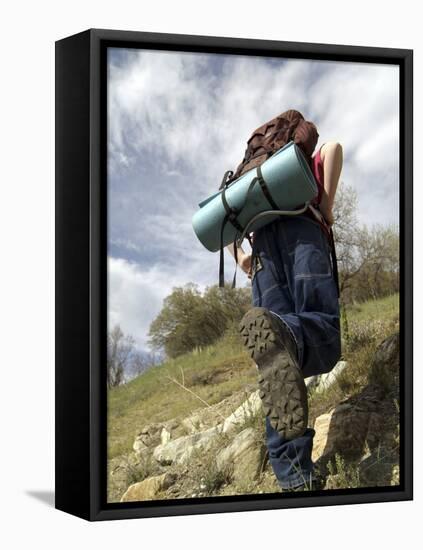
[372,333,399,371]
[181,411,218,434]
[369,333,400,390]
[365,412,384,451]
[391,464,400,486]
[221,390,262,433]
[312,406,382,463]
[133,437,149,454]
[133,422,164,453]
[109,452,144,482]
[180,390,253,434]
[120,472,177,502]
[153,426,220,465]
[108,451,153,503]
[216,427,265,483]
[306,361,348,393]
[160,427,171,445]
[133,419,182,453]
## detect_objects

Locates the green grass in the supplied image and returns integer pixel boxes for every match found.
[346,293,399,324]
[308,293,399,425]
[108,293,400,461]
[108,330,257,459]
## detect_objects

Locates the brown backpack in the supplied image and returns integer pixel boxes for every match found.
[228,109,319,183]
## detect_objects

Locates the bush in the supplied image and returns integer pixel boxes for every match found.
[148,283,252,358]
[347,316,399,350]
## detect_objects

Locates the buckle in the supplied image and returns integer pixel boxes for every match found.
[228,208,239,222]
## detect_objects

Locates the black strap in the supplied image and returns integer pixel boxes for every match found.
[218,166,279,288]
[329,227,340,297]
[232,237,239,288]
[219,170,234,190]
[219,213,231,288]
[221,186,245,234]
[219,178,257,287]
[257,165,279,210]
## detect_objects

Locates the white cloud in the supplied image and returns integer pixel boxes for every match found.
[107,49,399,350]
[108,257,185,350]
[108,253,249,351]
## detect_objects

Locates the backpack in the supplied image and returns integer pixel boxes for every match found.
[216,110,340,293]
[227,109,319,185]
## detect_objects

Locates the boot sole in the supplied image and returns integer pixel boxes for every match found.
[239,307,308,440]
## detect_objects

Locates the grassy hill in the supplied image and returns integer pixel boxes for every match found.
[108,293,399,461]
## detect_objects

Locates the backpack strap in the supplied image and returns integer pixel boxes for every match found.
[219,170,234,190]
[218,166,280,288]
[219,176,257,288]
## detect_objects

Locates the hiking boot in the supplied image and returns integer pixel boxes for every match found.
[239,307,308,440]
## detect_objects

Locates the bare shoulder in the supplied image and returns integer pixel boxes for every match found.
[320,141,343,160]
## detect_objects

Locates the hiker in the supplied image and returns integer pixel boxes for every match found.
[228,110,343,491]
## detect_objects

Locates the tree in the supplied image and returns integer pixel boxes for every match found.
[330,184,399,349]
[126,350,158,380]
[107,325,135,388]
[332,183,361,293]
[348,224,399,301]
[332,184,399,302]
[148,283,251,358]
[129,351,147,379]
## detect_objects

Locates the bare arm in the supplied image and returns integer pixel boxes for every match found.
[226,241,252,278]
[318,141,343,225]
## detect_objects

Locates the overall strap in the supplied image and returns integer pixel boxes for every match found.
[307,204,340,297]
[329,227,340,297]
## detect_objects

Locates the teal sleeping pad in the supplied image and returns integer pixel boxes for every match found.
[192,141,318,252]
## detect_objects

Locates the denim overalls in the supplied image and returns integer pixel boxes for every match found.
[251,213,341,489]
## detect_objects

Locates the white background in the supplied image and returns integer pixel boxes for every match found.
[0,1,420,548]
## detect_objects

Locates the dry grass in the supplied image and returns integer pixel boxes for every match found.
[108,292,400,499]
[108,332,257,459]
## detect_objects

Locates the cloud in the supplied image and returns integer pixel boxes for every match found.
[107,48,399,351]
[108,257,183,350]
[108,255,245,350]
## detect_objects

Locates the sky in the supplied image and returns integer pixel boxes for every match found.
[107,47,399,351]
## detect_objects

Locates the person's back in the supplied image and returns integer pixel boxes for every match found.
[231,112,343,491]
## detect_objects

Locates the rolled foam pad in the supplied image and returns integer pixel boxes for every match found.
[192,141,318,252]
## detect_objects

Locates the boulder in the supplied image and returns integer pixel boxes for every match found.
[120,472,177,502]
[311,335,400,464]
[108,451,153,503]
[133,422,164,453]
[372,332,400,371]
[160,427,171,445]
[312,404,382,463]
[306,361,348,393]
[216,427,265,483]
[181,410,221,434]
[221,390,262,433]
[369,332,400,390]
[133,437,149,455]
[180,390,253,434]
[153,426,220,465]
[133,419,181,453]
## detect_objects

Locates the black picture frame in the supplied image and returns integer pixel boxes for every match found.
[55,28,413,521]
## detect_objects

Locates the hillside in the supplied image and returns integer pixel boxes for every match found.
[108,293,400,502]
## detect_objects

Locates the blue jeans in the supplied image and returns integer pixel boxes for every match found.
[251,214,341,489]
